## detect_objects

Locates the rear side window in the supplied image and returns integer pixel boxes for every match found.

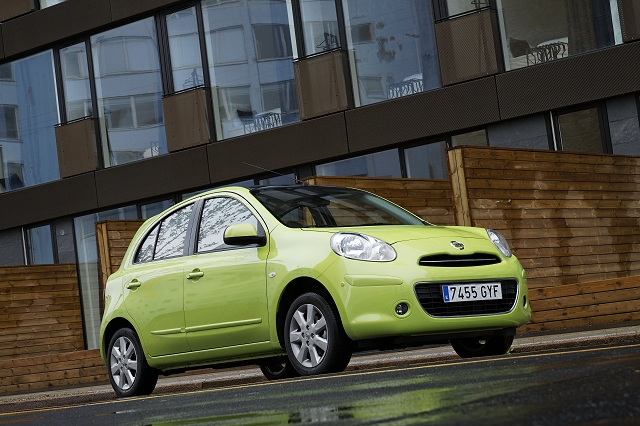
[197,197,258,253]
[134,204,193,263]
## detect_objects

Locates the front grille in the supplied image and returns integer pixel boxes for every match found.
[419,253,501,267]
[414,280,518,317]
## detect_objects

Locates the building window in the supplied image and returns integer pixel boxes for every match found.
[451,129,488,147]
[497,0,623,71]
[350,23,374,44]
[342,0,441,106]
[209,27,248,65]
[253,24,294,60]
[555,107,607,154]
[202,0,299,139]
[167,7,205,91]
[59,42,93,122]
[0,63,14,81]
[40,0,66,8]
[403,141,448,179]
[316,149,402,178]
[74,206,138,349]
[299,0,341,55]
[0,105,19,140]
[25,224,55,265]
[91,18,167,167]
[0,51,60,192]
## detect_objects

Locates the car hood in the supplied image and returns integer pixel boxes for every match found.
[300,225,489,245]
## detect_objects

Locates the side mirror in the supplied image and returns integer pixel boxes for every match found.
[223,223,266,246]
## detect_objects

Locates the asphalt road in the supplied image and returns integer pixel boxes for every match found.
[2,343,639,425]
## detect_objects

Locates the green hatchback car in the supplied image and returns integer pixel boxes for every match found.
[100,185,531,397]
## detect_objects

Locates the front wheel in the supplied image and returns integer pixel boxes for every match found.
[259,360,300,381]
[450,335,514,358]
[284,292,352,376]
[107,328,158,397]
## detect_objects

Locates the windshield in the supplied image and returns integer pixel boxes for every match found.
[251,186,426,228]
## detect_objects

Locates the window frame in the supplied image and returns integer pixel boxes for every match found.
[551,102,612,154]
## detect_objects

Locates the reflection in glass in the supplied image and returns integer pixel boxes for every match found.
[74,206,138,349]
[497,0,621,71]
[167,7,205,91]
[451,129,487,147]
[316,149,402,178]
[135,226,159,263]
[342,0,440,106]
[91,18,167,167]
[26,225,55,265]
[557,108,603,154]
[154,205,193,259]
[202,0,299,140]
[141,199,174,219]
[298,0,341,55]
[198,197,258,252]
[40,0,66,8]
[0,51,60,193]
[443,0,487,17]
[60,42,93,121]
[258,173,297,186]
[404,142,448,179]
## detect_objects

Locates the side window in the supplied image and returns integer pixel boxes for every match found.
[135,226,159,263]
[198,197,258,253]
[154,204,194,260]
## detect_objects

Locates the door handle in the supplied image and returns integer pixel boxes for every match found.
[126,279,141,290]
[186,271,204,280]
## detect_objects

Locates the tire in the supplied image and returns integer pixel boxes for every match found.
[284,292,352,376]
[259,360,300,381]
[107,328,158,397]
[450,335,514,358]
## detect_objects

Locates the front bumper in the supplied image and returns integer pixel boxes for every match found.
[321,253,531,341]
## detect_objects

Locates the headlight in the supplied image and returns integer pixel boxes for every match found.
[487,229,512,258]
[330,232,396,262]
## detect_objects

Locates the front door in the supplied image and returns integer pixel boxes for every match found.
[183,196,270,351]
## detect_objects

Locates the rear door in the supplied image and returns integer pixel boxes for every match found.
[123,204,194,357]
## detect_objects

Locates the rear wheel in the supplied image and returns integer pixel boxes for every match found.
[259,360,299,380]
[284,292,352,376]
[450,335,514,358]
[107,328,158,397]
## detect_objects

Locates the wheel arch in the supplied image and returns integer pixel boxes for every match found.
[102,317,137,362]
[275,277,344,348]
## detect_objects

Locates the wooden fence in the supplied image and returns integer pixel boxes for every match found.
[449,146,640,331]
[0,264,107,394]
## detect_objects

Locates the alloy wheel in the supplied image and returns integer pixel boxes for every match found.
[288,303,328,368]
[110,336,138,390]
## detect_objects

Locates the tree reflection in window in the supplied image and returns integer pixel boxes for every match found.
[154,205,193,259]
[135,226,159,263]
[198,198,257,252]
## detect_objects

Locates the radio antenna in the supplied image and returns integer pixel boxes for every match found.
[242,162,308,186]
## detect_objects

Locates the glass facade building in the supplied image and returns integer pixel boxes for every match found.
[0,0,638,351]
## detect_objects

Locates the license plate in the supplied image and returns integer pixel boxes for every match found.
[442,283,502,303]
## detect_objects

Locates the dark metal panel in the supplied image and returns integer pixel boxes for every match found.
[435,9,503,86]
[207,113,349,183]
[2,0,111,59]
[496,42,640,120]
[109,0,184,22]
[163,88,213,152]
[345,77,500,153]
[0,173,98,231]
[94,147,210,208]
[55,118,100,178]
[0,0,34,23]
[619,0,640,42]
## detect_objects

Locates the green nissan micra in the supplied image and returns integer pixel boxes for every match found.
[100,185,531,397]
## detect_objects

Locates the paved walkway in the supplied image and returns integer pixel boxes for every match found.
[1,324,639,413]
